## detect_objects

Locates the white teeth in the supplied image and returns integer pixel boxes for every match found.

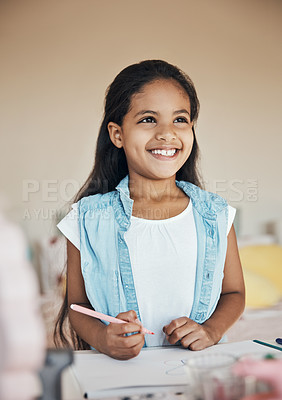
[151,149,177,156]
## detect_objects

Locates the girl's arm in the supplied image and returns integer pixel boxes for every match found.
[201,224,245,344]
[67,239,145,359]
[163,225,245,350]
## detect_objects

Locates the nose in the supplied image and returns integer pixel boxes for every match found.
[155,124,176,141]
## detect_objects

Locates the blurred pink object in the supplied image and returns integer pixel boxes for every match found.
[38,235,66,294]
[233,358,282,400]
[0,212,46,400]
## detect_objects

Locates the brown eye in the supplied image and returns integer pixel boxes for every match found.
[139,117,156,124]
[174,117,188,123]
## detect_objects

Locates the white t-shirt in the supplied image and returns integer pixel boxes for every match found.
[57,201,235,346]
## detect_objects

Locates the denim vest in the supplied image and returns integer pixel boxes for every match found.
[78,175,228,341]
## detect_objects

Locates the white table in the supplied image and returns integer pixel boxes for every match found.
[61,340,281,400]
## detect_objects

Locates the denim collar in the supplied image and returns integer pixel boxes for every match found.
[115,175,227,222]
[115,175,134,222]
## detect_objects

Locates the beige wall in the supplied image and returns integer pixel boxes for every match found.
[1,0,282,244]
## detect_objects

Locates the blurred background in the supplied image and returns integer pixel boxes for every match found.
[0,0,282,346]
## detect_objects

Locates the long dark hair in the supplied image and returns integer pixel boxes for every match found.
[54,59,202,349]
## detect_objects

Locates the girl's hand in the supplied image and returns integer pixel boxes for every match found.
[163,317,216,351]
[100,310,145,360]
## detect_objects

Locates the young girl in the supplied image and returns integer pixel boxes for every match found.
[55,59,245,360]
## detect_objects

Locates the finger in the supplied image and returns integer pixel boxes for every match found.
[112,339,144,360]
[117,332,145,349]
[105,327,145,359]
[163,317,190,336]
[181,331,213,351]
[109,321,145,336]
[111,333,145,360]
[182,334,204,350]
[134,318,148,334]
[116,310,138,322]
[165,318,197,340]
[166,323,196,345]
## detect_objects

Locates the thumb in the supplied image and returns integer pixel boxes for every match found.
[134,318,146,335]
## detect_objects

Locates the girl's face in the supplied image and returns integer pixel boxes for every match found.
[108,79,194,182]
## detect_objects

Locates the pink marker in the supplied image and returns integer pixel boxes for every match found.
[70,304,154,335]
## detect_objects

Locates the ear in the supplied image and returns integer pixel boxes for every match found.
[108,122,123,148]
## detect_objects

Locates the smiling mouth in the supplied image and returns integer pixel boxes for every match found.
[147,148,180,161]
[149,149,178,157]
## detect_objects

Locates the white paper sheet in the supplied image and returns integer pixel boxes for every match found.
[72,341,280,398]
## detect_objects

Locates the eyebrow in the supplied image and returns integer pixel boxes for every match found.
[173,109,190,116]
[134,109,190,118]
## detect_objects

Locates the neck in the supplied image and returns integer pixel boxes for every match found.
[128,174,183,202]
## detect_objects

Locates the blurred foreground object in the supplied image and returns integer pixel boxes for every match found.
[40,349,73,400]
[37,235,67,347]
[234,358,282,400]
[0,211,46,400]
[38,236,66,295]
